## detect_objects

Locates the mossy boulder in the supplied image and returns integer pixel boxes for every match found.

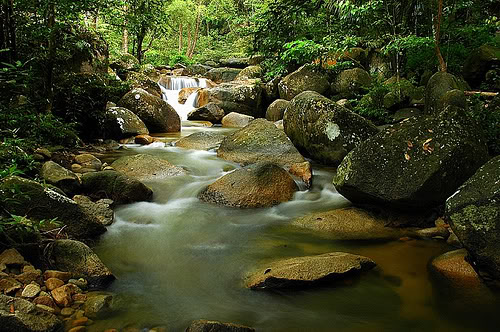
[40,161,81,196]
[102,107,149,140]
[333,107,489,210]
[234,65,263,81]
[265,99,289,122]
[217,119,312,186]
[198,162,298,208]
[424,72,468,114]
[125,71,162,98]
[81,170,153,204]
[278,65,330,101]
[208,82,264,118]
[111,153,186,181]
[175,132,226,151]
[187,102,225,123]
[48,239,115,289]
[284,91,378,165]
[206,67,242,83]
[110,53,139,79]
[221,112,254,128]
[117,88,180,133]
[333,68,372,99]
[445,156,500,279]
[0,176,106,239]
[219,57,250,69]
[463,44,500,88]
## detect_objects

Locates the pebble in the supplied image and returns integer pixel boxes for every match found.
[68,327,86,332]
[71,317,89,327]
[61,307,75,317]
[36,304,56,313]
[21,283,41,298]
[43,270,72,282]
[69,278,88,290]
[45,277,65,291]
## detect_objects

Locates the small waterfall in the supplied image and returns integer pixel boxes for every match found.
[159,77,207,121]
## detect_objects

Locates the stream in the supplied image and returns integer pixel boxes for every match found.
[90,80,499,331]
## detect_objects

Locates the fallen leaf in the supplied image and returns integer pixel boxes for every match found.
[428,129,433,133]
[405,153,411,161]
[10,304,14,313]
[407,141,413,148]
[423,138,433,145]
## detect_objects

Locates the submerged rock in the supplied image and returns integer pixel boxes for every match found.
[278,65,330,101]
[0,176,106,239]
[40,161,81,196]
[246,252,376,290]
[445,156,500,279]
[284,91,378,165]
[84,291,114,319]
[0,294,63,331]
[49,239,115,289]
[175,132,226,151]
[217,119,312,186]
[430,249,482,287]
[186,319,255,332]
[333,107,489,210]
[198,162,298,208]
[111,153,186,180]
[81,170,153,204]
[118,88,180,133]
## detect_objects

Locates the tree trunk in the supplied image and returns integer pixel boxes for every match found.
[178,23,183,53]
[122,27,129,53]
[186,23,191,57]
[434,0,447,72]
[187,6,202,59]
[7,0,15,61]
[136,25,147,64]
[45,1,56,113]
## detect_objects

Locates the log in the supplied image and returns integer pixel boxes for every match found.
[464,91,499,98]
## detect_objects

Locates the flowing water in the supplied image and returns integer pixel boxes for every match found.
[90,82,500,331]
[158,77,207,121]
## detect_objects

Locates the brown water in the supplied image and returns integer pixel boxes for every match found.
[92,125,499,332]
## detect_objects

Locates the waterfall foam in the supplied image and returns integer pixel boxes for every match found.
[158,77,207,121]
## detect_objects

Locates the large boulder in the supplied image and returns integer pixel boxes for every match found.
[278,65,329,101]
[186,320,255,332]
[221,112,254,128]
[463,44,500,88]
[0,176,106,239]
[333,68,372,99]
[198,162,298,208]
[424,72,467,114]
[80,170,153,204]
[110,53,139,78]
[125,71,162,98]
[246,252,376,290]
[187,103,225,123]
[430,249,482,287]
[0,294,63,331]
[265,99,289,122]
[333,107,489,210]
[445,156,500,279]
[73,195,114,226]
[48,239,115,289]
[102,107,149,140]
[206,67,242,83]
[208,82,264,118]
[111,153,186,181]
[178,87,199,104]
[219,57,250,69]
[175,132,226,151]
[117,88,181,133]
[234,65,262,81]
[188,64,213,76]
[284,91,378,165]
[217,119,312,186]
[40,161,81,196]
[291,207,418,240]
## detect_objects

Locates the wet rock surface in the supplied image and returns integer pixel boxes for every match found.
[111,153,186,180]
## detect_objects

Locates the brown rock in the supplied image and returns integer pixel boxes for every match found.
[44,270,72,282]
[71,317,89,327]
[45,277,65,291]
[0,277,22,294]
[0,248,25,266]
[221,112,254,128]
[15,268,42,284]
[179,87,199,104]
[430,249,482,286]
[196,88,210,107]
[73,293,87,302]
[51,284,79,307]
[68,327,86,332]
[74,154,102,172]
[134,134,155,145]
[33,295,58,309]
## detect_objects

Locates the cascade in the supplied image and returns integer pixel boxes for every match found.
[158,77,207,121]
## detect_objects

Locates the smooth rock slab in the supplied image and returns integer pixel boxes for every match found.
[175,132,226,151]
[111,154,185,181]
[40,161,81,196]
[186,319,255,332]
[430,249,482,287]
[246,252,376,290]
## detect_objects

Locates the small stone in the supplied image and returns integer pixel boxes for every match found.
[71,317,89,327]
[15,268,42,284]
[39,291,50,297]
[74,154,102,171]
[135,134,155,145]
[0,248,25,266]
[0,277,22,294]
[71,164,83,173]
[45,277,65,291]
[61,307,75,317]
[44,270,72,282]
[73,293,87,302]
[84,292,114,319]
[68,327,86,332]
[33,295,58,309]
[21,283,41,298]
[36,304,56,313]
[51,284,79,307]
[22,265,36,272]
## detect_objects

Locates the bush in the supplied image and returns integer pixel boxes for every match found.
[467,94,500,156]
[352,76,391,125]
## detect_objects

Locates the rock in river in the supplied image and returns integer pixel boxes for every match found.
[175,131,226,151]
[246,252,376,290]
[445,155,500,279]
[111,153,186,181]
[198,162,298,208]
[217,119,312,186]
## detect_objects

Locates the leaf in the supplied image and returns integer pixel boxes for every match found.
[428,129,433,133]
[423,138,433,145]
[407,141,413,148]
[404,153,411,161]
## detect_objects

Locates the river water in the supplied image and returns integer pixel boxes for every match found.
[91,125,499,332]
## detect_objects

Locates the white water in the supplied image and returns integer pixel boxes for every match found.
[159,77,208,121]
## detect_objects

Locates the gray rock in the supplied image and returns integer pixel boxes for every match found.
[186,319,255,332]
[21,283,41,298]
[111,154,186,180]
[221,112,254,128]
[334,107,489,210]
[81,170,153,204]
[219,57,250,69]
[333,68,372,99]
[198,162,298,208]
[103,107,149,140]
[265,99,289,122]
[73,195,114,226]
[424,72,468,114]
[118,88,181,133]
[40,161,81,196]
[49,239,115,289]
[246,252,376,290]
[284,91,378,165]
[175,132,226,151]
[0,294,63,332]
[217,119,311,186]
[208,82,264,118]
[0,176,106,239]
[84,291,114,319]
[188,103,225,123]
[206,67,242,83]
[278,65,330,100]
[445,156,500,279]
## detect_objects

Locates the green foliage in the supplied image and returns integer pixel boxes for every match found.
[467,95,500,156]
[281,40,323,69]
[168,52,194,67]
[352,76,391,124]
